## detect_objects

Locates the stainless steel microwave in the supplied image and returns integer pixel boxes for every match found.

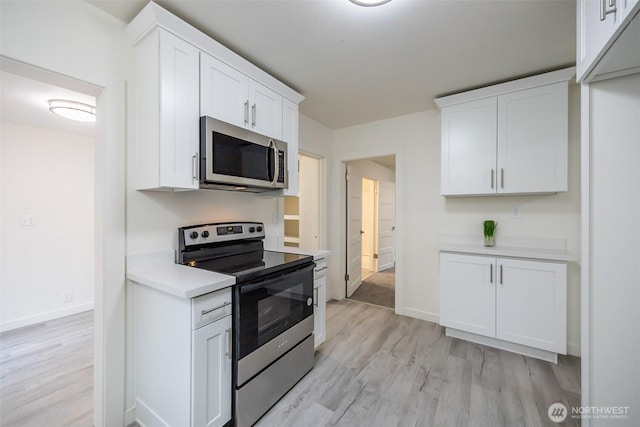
[199,116,288,192]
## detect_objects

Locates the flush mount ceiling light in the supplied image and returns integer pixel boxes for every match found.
[349,0,392,6]
[48,99,96,122]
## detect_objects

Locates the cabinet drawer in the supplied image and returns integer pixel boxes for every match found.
[314,259,327,279]
[192,288,232,330]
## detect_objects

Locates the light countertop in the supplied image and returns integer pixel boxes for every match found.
[266,246,331,260]
[126,250,235,299]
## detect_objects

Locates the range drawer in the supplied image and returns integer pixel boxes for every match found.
[192,287,232,330]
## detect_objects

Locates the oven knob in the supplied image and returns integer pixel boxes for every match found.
[257,226,263,232]
[306,298,313,306]
[201,230,210,238]
[249,227,256,233]
[189,231,199,240]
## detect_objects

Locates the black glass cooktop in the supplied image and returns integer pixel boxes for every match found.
[188,250,313,283]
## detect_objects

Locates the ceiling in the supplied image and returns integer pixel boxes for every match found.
[0,70,96,137]
[88,0,577,130]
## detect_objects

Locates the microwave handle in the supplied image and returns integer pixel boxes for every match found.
[269,139,279,185]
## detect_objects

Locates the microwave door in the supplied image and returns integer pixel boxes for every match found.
[268,140,278,186]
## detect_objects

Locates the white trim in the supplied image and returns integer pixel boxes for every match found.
[403,308,439,324]
[0,303,94,332]
[434,67,576,108]
[446,328,559,363]
[580,82,591,425]
[124,406,136,427]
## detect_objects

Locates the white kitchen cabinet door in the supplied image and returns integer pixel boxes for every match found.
[314,272,326,349]
[192,316,232,427]
[439,253,496,338]
[281,98,299,197]
[200,53,249,129]
[577,0,619,81]
[134,28,200,190]
[496,82,568,194]
[496,258,567,354]
[441,98,497,195]
[249,79,283,140]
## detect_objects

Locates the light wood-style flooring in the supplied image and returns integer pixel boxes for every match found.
[0,301,580,427]
[258,299,581,427]
[0,311,93,427]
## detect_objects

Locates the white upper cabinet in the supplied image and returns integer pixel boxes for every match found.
[200,53,249,130]
[497,83,568,194]
[248,79,283,140]
[436,68,573,196]
[441,98,498,195]
[134,28,200,191]
[577,0,640,82]
[200,53,283,140]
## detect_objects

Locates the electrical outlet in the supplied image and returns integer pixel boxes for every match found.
[511,205,521,219]
[63,291,74,303]
[19,215,37,226]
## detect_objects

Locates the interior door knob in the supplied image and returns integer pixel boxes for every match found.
[360,230,365,234]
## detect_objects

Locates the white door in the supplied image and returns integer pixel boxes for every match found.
[361,178,375,271]
[199,52,249,129]
[376,181,395,271]
[192,316,232,427]
[496,258,567,353]
[440,97,497,195]
[497,82,568,194]
[346,165,363,297]
[439,253,496,338]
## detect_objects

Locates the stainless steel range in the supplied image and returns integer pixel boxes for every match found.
[178,222,315,427]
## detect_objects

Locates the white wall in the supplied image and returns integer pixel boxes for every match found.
[0,122,94,330]
[589,73,639,425]
[1,2,131,425]
[330,84,582,356]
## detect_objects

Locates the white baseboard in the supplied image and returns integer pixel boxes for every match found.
[402,307,439,324]
[124,406,136,427]
[0,302,94,332]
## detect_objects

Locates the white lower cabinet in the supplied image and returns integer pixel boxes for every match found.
[313,258,327,348]
[440,253,567,357]
[133,284,232,427]
[192,316,232,427]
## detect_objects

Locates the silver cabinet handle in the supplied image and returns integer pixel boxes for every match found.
[500,264,503,285]
[251,103,256,127]
[201,301,232,316]
[491,169,494,189]
[600,0,617,21]
[314,266,328,273]
[244,101,249,126]
[225,328,231,359]
[490,264,493,284]
[314,286,319,308]
[192,153,198,181]
[500,168,504,189]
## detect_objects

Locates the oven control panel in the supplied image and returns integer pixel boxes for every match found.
[180,221,265,247]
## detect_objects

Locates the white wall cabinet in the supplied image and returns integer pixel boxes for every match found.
[133,28,200,191]
[313,257,328,348]
[282,98,300,196]
[440,253,567,357]
[437,71,571,196]
[577,0,640,82]
[200,52,283,140]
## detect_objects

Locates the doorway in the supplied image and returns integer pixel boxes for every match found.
[0,66,96,425]
[345,157,396,310]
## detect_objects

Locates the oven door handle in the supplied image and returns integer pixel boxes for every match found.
[239,264,315,294]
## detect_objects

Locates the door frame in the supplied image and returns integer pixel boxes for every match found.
[335,147,403,315]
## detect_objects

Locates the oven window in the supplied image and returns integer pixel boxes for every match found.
[236,265,313,359]
[212,132,274,181]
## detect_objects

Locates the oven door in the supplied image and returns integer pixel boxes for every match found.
[235,262,314,361]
